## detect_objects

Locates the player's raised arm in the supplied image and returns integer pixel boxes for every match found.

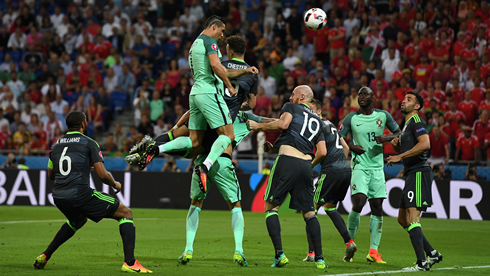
[240,79,258,110]
[227,66,259,78]
[209,53,237,96]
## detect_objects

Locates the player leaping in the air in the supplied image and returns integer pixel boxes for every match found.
[339,86,400,263]
[137,16,258,194]
[302,99,357,263]
[387,92,443,271]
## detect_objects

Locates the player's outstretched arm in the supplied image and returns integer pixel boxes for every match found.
[375,128,401,144]
[93,162,121,193]
[247,112,292,131]
[311,141,327,167]
[387,134,430,166]
[240,93,257,111]
[227,66,259,78]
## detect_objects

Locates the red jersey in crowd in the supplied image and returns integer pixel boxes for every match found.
[456,135,479,161]
[419,38,435,54]
[93,41,112,59]
[458,100,479,126]
[444,110,466,137]
[429,131,449,158]
[460,48,478,71]
[480,62,490,80]
[329,26,346,49]
[473,119,490,148]
[453,40,466,57]
[428,46,449,68]
[479,99,490,111]
[314,27,329,54]
[434,89,446,102]
[413,63,433,87]
[485,133,490,159]
[470,87,486,103]
[394,86,411,103]
[450,89,465,105]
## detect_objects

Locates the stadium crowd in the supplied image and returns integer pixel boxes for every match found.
[0,0,489,166]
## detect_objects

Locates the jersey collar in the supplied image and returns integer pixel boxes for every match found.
[66,131,81,135]
[406,114,418,124]
[231,58,246,63]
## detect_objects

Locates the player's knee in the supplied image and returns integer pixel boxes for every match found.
[227,133,235,142]
[121,206,133,218]
[191,139,201,148]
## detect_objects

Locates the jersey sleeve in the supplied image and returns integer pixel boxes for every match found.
[412,121,428,139]
[244,112,263,123]
[339,112,353,138]
[383,110,400,132]
[88,139,104,164]
[203,36,219,56]
[249,75,259,95]
[456,136,462,148]
[280,102,295,116]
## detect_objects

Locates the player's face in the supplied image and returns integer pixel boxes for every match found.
[401,94,419,114]
[358,89,373,108]
[214,25,225,40]
[289,89,302,104]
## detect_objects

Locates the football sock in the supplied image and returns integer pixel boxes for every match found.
[326,208,351,244]
[305,224,314,253]
[369,215,383,250]
[155,132,172,144]
[347,210,360,239]
[185,205,201,252]
[305,215,324,261]
[231,207,244,253]
[158,136,192,154]
[408,222,426,265]
[119,218,135,266]
[203,135,231,170]
[43,221,77,261]
[265,210,283,258]
[404,226,434,255]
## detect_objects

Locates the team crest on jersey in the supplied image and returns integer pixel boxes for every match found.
[376,119,383,128]
[211,43,218,51]
[352,184,356,190]
[339,123,344,131]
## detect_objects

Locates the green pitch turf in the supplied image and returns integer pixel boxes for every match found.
[1,206,490,276]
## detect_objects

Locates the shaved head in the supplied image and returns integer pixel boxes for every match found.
[297,85,314,101]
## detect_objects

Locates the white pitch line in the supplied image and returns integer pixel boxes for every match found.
[0,218,161,224]
[319,265,490,276]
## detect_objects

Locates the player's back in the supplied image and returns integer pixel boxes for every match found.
[274,102,325,158]
[189,34,223,95]
[340,109,399,170]
[222,59,258,120]
[320,119,350,173]
[49,132,102,199]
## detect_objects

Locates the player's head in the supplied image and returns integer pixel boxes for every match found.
[290,85,313,104]
[308,99,322,117]
[204,15,226,40]
[401,91,424,114]
[357,86,374,108]
[66,110,88,135]
[226,35,246,59]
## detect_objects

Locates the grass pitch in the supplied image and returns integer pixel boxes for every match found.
[1,206,490,275]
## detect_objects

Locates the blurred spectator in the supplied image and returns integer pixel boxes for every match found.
[114,123,126,151]
[13,122,29,149]
[149,90,166,124]
[465,164,482,180]
[175,78,190,110]
[1,153,17,169]
[168,104,185,127]
[455,126,479,163]
[85,96,103,130]
[429,125,450,164]
[100,133,119,154]
[161,157,181,172]
[432,163,446,180]
[153,118,167,137]
[118,63,136,95]
[283,48,300,71]
[137,114,152,136]
[104,68,118,93]
[28,133,47,156]
[50,93,69,116]
[254,87,272,117]
[21,105,39,126]
[479,91,490,113]
[44,111,64,142]
[458,91,478,126]
[259,68,276,99]
[444,101,466,138]
[133,88,150,126]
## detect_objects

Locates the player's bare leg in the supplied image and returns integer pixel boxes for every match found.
[34,217,88,269]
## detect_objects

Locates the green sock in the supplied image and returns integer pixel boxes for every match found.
[231,207,244,253]
[203,135,231,170]
[159,137,193,154]
[369,215,383,250]
[348,211,360,239]
[184,205,201,252]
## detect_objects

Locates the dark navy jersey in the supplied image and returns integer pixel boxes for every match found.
[274,102,325,158]
[222,58,258,121]
[399,114,430,174]
[320,119,351,173]
[48,132,103,199]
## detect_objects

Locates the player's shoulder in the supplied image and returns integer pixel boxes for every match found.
[374,108,392,118]
[343,110,359,122]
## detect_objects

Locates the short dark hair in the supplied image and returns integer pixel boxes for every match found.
[407,91,424,110]
[226,35,246,56]
[66,111,86,131]
[204,15,225,29]
[313,99,322,111]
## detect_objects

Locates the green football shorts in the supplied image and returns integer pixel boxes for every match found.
[350,169,387,199]
[190,155,241,203]
[188,93,232,130]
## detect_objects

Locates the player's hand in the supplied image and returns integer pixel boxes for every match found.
[113,181,122,194]
[228,86,238,97]
[263,141,274,153]
[375,135,391,144]
[247,66,259,75]
[350,145,366,155]
[246,120,258,130]
[386,155,402,166]
[391,137,399,147]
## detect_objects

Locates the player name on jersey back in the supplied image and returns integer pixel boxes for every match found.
[57,137,81,143]
[226,63,248,70]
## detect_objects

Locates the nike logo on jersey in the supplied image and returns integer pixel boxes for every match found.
[356,124,363,126]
